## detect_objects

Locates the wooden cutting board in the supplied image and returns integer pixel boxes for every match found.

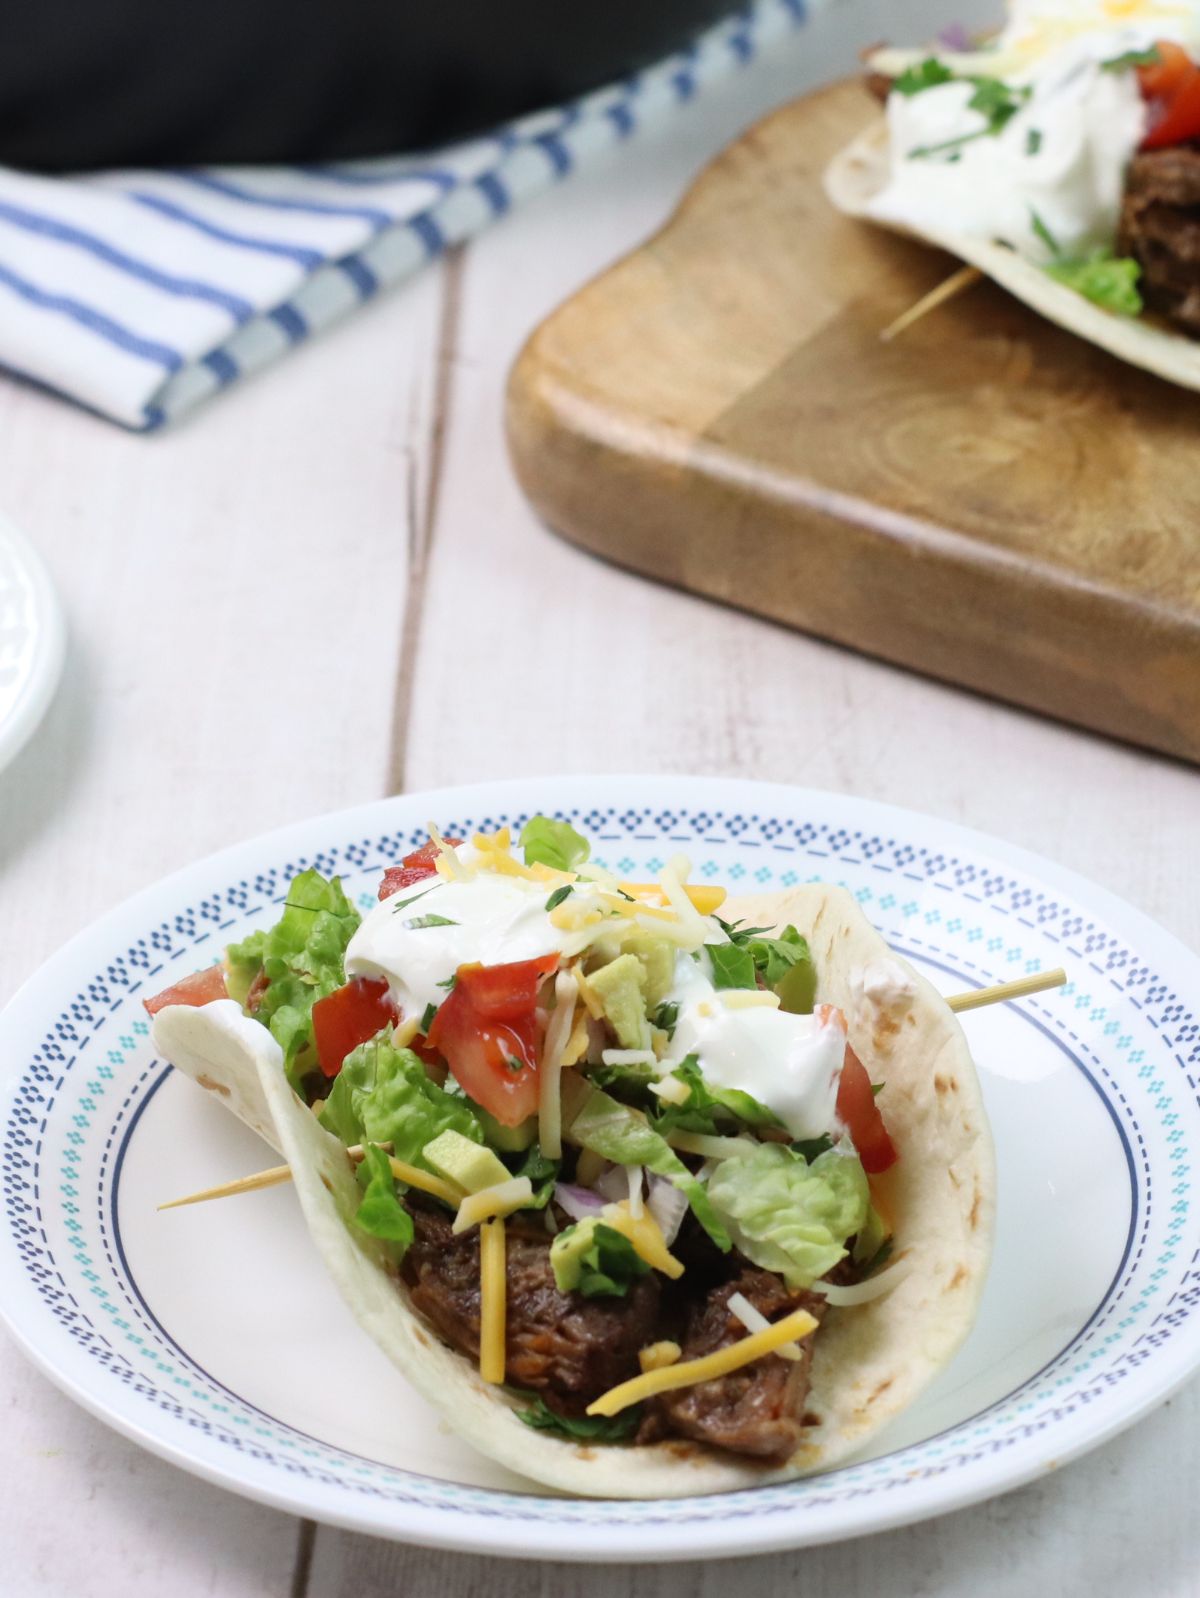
[505,79,1200,765]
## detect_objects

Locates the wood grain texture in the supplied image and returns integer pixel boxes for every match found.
[506,80,1200,765]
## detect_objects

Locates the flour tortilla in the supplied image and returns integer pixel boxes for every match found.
[825,114,1200,393]
[152,886,994,1498]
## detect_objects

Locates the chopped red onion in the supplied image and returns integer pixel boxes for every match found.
[646,1174,688,1245]
[593,1164,628,1205]
[553,1182,606,1222]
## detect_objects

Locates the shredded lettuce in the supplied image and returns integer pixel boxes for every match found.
[705,1144,869,1289]
[570,1087,730,1250]
[706,942,758,991]
[351,1143,415,1249]
[651,1057,781,1136]
[319,1036,484,1172]
[519,815,590,872]
[1045,252,1143,317]
[226,869,360,1089]
[713,917,814,993]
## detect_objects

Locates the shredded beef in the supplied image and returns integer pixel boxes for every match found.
[400,1198,660,1415]
[639,1266,825,1462]
[1118,143,1200,336]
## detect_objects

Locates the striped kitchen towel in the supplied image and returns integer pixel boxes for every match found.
[0,0,820,431]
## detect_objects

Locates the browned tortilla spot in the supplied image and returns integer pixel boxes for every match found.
[196,1074,230,1097]
[948,1265,969,1290]
[970,1189,982,1230]
[934,1075,949,1095]
[867,1377,894,1406]
[320,1173,333,1193]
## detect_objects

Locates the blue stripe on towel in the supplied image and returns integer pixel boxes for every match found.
[176,172,395,230]
[0,198,254,322]
[269,303,308,342]
[202,348,239,387]
[340,256,378,297]
[0,260,183,370]
[126,191,326,270]
[0,0,814,429]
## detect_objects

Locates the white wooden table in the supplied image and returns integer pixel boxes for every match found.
[2,3,1198,1592]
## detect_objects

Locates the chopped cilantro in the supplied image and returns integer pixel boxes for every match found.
[1030,207,1060,256]
[1025,126,1043,156]
[893,57,955,96]
[390,887,435,913]
[436,973,457,992]
[515,1393,641,1442]
[545,884,574,911]
[404,914,458,930]
[910,75,1031,159]
[420,1002,437,1034]
[650,1001,679,1037]
[1101,45,1160,73]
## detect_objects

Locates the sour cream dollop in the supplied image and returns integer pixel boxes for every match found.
[868,36,1148,261]
[661,953,844,1141]
[345,863,572,1017]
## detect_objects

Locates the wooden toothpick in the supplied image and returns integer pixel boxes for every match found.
[881,264,983,342]
[945,966,1067,1013]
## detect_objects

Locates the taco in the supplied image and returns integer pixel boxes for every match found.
[148,820,993,1498]
[824,1,1200,390]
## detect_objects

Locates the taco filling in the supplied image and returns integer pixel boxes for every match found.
[852,0,1200,334]
[147,819,927,1464]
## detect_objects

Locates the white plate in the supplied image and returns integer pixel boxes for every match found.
[0,512,65,773]
[1,776,1197,1561]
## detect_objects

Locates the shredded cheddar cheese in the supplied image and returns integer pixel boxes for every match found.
[573,965,606,1021]
[587,1305,819,1416]
[638,1340,682,1373]
[647,1074,691,1106]
[728,1290,803,1361]
[386,1157,465,1208]
[619,882,727,915]
[538,970,578,1160]
[601,1201,684,1280]
[666,1130,758,1160]
[392,1014,421,1049]
[719,990,782,1010]
[479,1217,507,1384]
[562,1010,590,1067]
[452,1177,534,1235]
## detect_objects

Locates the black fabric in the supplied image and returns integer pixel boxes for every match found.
[0,0,739,171]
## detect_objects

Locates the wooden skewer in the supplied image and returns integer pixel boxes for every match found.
[158,1143,380,1210]
[880,264,983,343]
[158,969,1068,1211]
[945,966,1066,1013]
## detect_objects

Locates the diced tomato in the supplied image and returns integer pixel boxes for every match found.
[427,971,544,1126]
[143,965,229,1017]
[1139,41,1200,149]
[456,953,559,1023]
[378,837,463,900]
[311,976,399,1078]
[836,1043,899,1176]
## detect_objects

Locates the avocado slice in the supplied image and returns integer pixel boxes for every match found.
[587,953,651,1050]
[422,1129,510,1193]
